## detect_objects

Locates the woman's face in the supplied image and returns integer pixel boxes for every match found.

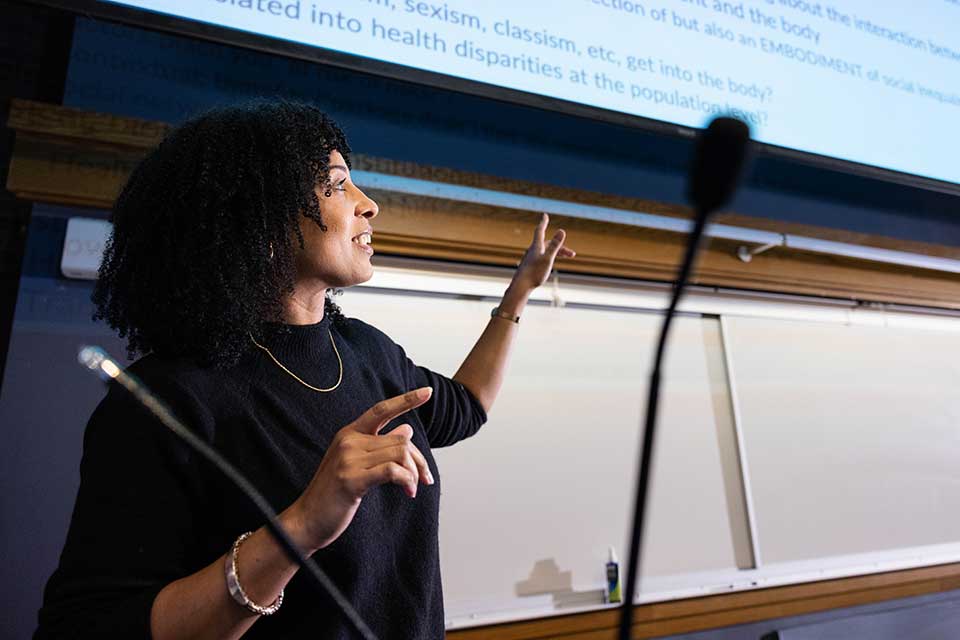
[295,150,379,290]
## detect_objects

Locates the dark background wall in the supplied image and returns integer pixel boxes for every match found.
[1,2,958,638]
[0,0,72,386]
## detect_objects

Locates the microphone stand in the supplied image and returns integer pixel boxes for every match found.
[617,116,750,640]
[617,209,712,640]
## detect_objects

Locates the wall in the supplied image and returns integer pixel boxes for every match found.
[0,204,130,639]
[0,0,73,384]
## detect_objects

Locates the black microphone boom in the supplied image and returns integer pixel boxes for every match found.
[617,117,751,640]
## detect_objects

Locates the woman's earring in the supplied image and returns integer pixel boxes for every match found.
[268,243,275,260]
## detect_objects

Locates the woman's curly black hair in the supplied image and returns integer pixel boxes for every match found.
[93,100,351,368]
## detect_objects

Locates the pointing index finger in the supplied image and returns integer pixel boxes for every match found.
[353,387,433,435]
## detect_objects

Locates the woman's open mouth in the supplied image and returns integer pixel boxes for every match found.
[353,231,373,254]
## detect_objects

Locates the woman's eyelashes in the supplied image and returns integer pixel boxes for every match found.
[320,178,347,198]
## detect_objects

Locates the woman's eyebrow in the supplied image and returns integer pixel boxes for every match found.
[329,164,349,174]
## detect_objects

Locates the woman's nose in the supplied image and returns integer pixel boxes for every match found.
[358,190,379,219]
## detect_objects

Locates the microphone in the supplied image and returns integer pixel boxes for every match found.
[617,117,751,640]
[688,117,752,213]
[77,346,379,640]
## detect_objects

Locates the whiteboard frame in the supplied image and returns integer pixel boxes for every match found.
[718,316,762,569]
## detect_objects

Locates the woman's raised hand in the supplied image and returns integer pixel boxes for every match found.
[512,213,576,292]
[285,387,435,552]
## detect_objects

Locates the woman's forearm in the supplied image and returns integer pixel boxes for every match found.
[150,507,315,640]
[453,284,530,413]
[453,213,574,415]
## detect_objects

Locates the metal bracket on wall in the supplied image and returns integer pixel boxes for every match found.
[737,236,785,263]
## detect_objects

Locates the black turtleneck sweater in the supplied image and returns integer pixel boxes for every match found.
[35,315,487,639]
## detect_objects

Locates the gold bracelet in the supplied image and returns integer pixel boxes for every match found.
[491,307,520,323]
[225,532,284,616]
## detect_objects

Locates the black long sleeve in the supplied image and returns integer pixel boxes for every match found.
[36,315,486,639]
[36,365,213,638]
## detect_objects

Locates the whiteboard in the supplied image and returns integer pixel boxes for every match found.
[724,315,960,564]
[341,281,746,626]
[338,260,960,629]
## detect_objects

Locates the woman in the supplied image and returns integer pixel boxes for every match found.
[35,100,574,639]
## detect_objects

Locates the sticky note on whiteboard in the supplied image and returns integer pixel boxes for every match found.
[61,217,112,280]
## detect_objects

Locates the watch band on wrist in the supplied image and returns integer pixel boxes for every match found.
[491,307,520,323]
[225,531,284,616]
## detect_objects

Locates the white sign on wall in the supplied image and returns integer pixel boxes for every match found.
[61,217,111,280]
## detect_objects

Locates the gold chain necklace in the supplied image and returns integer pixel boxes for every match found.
[250,329,343,393]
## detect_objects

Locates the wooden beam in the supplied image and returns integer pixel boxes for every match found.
[7,97,168,149]
[7,99,960,309]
